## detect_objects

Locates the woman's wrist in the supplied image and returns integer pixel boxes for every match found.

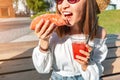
[39,39,49,52]
[39,45,49,52]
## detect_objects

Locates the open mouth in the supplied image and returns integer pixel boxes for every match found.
[63,11,73,18]
[62,11,73,25]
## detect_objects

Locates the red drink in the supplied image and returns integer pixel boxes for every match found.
[72,43,88,59]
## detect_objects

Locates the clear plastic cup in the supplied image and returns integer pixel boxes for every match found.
[70,34,88,59]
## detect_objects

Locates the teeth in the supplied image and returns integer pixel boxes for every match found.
[63,12,71,15]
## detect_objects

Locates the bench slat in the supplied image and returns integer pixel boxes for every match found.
[102,74,120,80]
[106,34,120,48]
[0,41,37,51]
[102,58,120,76]
[106,47,120,59]
[0,58,34,74]
[0,48,33,60]
[106,40,120,48]
[0,70,51,80]
[0,41,37,60]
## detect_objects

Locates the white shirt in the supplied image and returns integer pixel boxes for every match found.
[32,33,108,80]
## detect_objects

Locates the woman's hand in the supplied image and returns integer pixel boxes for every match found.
[35,19,57,52]
[75,44,92,71]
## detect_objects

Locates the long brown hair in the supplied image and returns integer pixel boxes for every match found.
[55,0,100,40]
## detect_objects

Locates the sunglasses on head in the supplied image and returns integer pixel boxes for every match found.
[56,0,80,4]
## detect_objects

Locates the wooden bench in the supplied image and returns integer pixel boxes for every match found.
[0,34,120,80]
[0,41,51,80]
[101,34,120,80]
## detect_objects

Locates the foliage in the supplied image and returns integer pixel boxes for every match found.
[99,10,120,34]
[26,0,50,13]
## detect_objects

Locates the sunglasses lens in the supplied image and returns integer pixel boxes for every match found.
[57,0,63,4]
[57,0,79,4]
[68,0,77,4]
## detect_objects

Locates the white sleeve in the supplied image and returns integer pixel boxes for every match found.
[92,38,108,63]
[32,32,58,74]
[32,46,52,73]
[78,39,108,80]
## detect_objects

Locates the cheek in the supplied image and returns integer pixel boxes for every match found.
[57,5,62,13]
[73,0,86,20]
[73,9,83,22]
[73,5,85,21]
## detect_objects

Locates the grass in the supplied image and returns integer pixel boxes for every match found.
[98,10,120,34]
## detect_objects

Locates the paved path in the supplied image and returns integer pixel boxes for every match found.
[0,17,38,43]
[0,17,31,23]
[11,32,38,42]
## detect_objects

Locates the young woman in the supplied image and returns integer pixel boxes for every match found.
[32,0,108,80]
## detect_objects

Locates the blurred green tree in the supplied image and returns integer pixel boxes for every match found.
[26,0,50,13]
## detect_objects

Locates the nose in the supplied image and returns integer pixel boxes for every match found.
[62,0,70,9]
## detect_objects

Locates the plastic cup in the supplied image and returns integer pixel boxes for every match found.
[70,34,88,59]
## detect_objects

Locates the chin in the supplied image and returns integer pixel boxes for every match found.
[69,22,76,26]
[67,25,72,27]
[66,23,74,27]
